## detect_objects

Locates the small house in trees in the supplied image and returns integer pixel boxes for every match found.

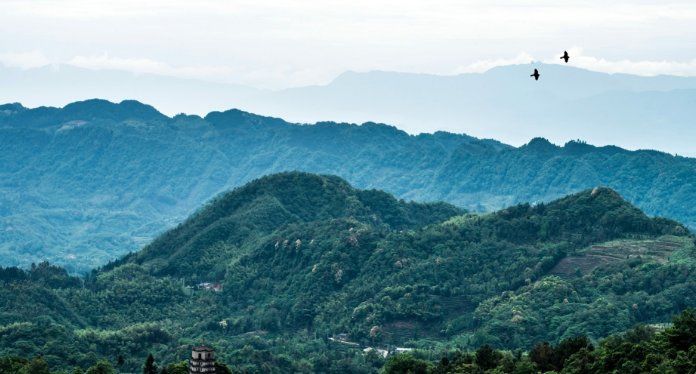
[197,282,223,292]
[189,346,216,373]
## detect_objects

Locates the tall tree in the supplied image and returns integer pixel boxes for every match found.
[665,308,696,351]
[143,354,158,374]
[85,361,115,374]
[22,357,50,374]
[529,342,556,372]
[475,345,502,370]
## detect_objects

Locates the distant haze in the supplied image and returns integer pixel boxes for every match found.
[2,63,696,156]
[2,1,696,88]
[2,1,695,154]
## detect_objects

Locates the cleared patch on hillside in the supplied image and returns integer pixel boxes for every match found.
[380,320,425,343]
[438,295,475,316]
[377,295,475,343]
[550,235,692,277]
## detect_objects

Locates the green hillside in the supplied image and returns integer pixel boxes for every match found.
[0,173,693,372]
[2,100,696,272]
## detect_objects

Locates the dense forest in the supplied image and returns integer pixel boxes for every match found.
[2,99,696,272]
[0,173,693,372]
[3,309,695,373]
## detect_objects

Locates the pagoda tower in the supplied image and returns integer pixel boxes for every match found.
[189,345,215,374]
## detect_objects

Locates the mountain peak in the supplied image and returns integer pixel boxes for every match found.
[563,140,595,154]
[589,186,621,198]
[0,102,26,110]
[550,186,629,211]
[0,102,26,115]
[132,172,462,275]
[61,99,167,122]
[492,186,686,245]
[204,108,289,130]
[523,137,558,152]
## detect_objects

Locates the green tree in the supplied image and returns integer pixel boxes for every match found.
[0,357,29,374]
[214,362,232,374]
[86,361,115,374]
[512,357,536,374]
[529,342,555,372]
[21,357,50,374]
[382,354,430,374]
[561,348,596,374]
[553,336,592,370]
[143,354,158,374]
[665,308,696,351]
[475,345,502,370]
[163,362,188,374]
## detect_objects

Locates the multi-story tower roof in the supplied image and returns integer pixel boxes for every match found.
[189,346,215,374]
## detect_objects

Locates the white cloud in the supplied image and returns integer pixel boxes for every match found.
[6,48,696,88]
[454,53,536,74]
[0,50,51,69]
[67,53,236,82]
[1,0,169,19]
[64,53,343,89]
[542,48,696,77]
[2,1,696,87]
[457,48,696,78]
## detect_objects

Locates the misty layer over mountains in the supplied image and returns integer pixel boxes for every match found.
[1,99,695,272]
[2,63,696,156]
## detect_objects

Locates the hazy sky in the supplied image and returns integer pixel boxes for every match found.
[2,0,696,89]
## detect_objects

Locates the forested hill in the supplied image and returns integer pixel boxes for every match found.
[2,99,696,271]
[119,172,463,277]
[0,173,694,372]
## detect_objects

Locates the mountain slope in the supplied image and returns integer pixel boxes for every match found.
[1,100,696,271]
[0,174,693,372]
[124,172,461,277]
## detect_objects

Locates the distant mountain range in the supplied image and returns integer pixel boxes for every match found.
[2,63,696,156]
[1,99,695,272]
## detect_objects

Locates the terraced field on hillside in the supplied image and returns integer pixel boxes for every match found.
[550,235,693,277]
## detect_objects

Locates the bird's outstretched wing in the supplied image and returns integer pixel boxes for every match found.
[561,51,570,63]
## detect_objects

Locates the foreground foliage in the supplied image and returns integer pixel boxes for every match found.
[3,310,695,373]
[383,309,696,373]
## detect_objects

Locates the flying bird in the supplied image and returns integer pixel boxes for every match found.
[530,68,540,81]
[561,50,570,63]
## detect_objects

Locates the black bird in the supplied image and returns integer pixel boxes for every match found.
[530,68,540,81]
[561,50,570,63]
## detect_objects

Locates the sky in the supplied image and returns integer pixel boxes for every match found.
[2,0,696,89]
